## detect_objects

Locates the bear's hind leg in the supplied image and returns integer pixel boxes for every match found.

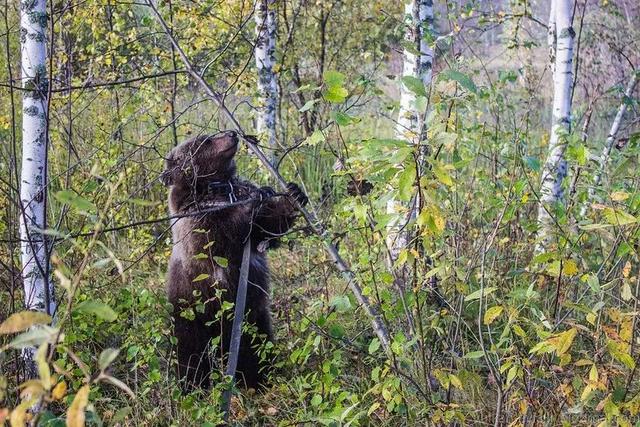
[175,317,213,391]
[235,305,274,389]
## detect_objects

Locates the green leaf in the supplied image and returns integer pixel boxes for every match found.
[401,76,427,97]
[464,287,497,302]
[192,273,210,282]
[440,70,477,93]
[398,164,416,201]
[299,99,318,112]
[330,295,352,313]
[9,325,58,349]
[99,348,120,371]
[433,163,454,187]
[213,257,228,268]
[54,190,96,213]
[323,70,345,87]
[310,394,322,407]
[506,365,518,385]
[523,156,541,172]
[603,208,637,225]
[328,323,345,339]
[368,338,381,354]
[462,350,484,359]
[579,223,612,231]
[128,198,157,207]
[75,300,118,322]
[305,130,325,146]
[333,111,353,126]
[324,86,348,103]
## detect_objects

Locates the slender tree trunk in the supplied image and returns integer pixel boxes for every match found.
[547,0,557,72]
[255,0,278,162]
[579,73,639,217]
[19,0,55,338]
[535,0,574,253]
[386,0,434,260]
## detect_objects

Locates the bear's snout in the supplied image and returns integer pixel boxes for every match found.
[216,131,239,156]
[221,130,238,143]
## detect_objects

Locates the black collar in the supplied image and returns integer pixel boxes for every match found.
[206,181,237,203]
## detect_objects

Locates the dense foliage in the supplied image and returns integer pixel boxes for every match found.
[1,0,639,425]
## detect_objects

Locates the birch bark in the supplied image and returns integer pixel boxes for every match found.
[535,0,574,253]
[579,73,639,217]
[19,0,55,376]
[386,0,434,260]
[547,0,557,72]
[255,0,278,162]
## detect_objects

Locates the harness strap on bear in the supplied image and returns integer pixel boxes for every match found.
[207,181,238,203]
[221,237,251,422]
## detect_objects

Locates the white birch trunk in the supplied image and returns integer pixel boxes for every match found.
[254,0,278,162]
[386,0,434,260]
[20,0,55,316]
[547,0,556,71]
[535,0,574,253]
[579,73,639,217]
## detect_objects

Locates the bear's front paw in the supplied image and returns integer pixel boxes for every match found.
[259,186,277,200]
[286,183,308,207]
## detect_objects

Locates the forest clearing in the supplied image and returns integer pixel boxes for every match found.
[1,0,640,425]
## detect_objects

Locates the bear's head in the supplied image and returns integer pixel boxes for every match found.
[161,131,239,188]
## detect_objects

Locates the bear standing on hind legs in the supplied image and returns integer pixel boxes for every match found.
[161,131,307,391]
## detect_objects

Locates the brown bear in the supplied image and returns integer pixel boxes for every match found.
[161,131,307,390]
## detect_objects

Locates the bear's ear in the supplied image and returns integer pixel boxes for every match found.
[160,169,173,186]
[160,156,176,186]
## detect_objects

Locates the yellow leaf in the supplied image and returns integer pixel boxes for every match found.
[9,408,25,427]
[52,381,67,401]
[621,318,633,343]
[67,385,90,427]
[36,344,51,390]
[9,399,35,427]
[549,328,577,356]
[581,384,594,402]
[506,365,518,385]
[622,261,632,278]
[562,260,578,276]
[18,380,43,400]
[589,364,598,382]
[449,374,463,389]
[512,324,526,338]
[611,191,629,202]
[559,353,571,366]
[433,163,454,187]
[433,214,445,232]
[483,306,504,325]
[0,311,51,334]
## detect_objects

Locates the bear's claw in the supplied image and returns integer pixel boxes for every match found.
[286,183,308,207]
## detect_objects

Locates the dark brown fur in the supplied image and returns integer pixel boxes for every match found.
[162,131,306,390]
